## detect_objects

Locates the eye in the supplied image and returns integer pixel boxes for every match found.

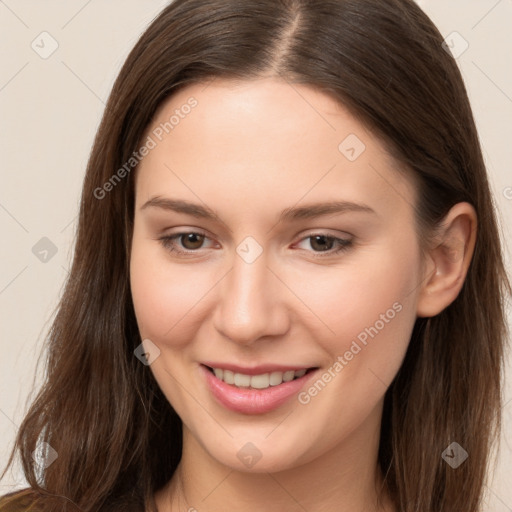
[294,233,353,258]
[159,231,213,255]
[158,231,353,258]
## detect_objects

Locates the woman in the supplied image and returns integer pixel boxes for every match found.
[1,0,510,510]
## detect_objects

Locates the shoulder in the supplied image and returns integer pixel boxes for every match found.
[0,489,42,512]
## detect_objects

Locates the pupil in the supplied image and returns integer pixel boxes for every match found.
[184,233,203,249]
[312,235,332,251]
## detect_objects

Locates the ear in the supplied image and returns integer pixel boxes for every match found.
[416,202,477,318]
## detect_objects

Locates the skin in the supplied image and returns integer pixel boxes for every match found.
[129,77,477,512]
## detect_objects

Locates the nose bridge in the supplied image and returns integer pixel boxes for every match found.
[213,241,286,344]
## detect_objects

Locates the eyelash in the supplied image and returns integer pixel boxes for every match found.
[158,231,353,258]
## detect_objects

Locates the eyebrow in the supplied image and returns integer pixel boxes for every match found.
[140,196,377,222]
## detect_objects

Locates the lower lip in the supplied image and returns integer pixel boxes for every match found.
[200,364,318,415]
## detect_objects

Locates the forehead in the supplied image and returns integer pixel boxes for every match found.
[135,78,416,221]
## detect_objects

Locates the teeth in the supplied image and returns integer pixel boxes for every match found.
[282,370,295,382]
[223,369,235,385]
[210,367,310,389]
[269,371,284,386]
[234,373,251,387]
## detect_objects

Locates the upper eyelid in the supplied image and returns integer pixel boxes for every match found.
[163,227,352,240]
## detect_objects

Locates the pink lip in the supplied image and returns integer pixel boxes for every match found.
[200,364,319,415]
[201,361,314,375]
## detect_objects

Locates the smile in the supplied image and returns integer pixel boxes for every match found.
[206,366,313,389]
[200,364,319,414]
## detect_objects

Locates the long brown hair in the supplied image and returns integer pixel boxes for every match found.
[1,0,510,510]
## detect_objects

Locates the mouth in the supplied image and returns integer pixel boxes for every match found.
[199,362,319,415]
[202,364,318,390]
[200,363,320,414]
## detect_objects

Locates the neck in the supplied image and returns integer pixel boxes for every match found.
[155,401,395,512]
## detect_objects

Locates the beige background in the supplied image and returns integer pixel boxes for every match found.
[0,0,511,509]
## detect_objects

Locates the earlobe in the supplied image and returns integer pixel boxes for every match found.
[416,202,477,318]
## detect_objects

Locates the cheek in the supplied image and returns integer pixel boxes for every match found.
[129,237,212,346]
[291,241,419,367]
[291,249,418,445]
[297,267,402,324]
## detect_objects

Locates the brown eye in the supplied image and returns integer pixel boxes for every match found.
[159,231,211,255]
[180,233,205,250]
[309,235,336,252]
[295,233,353,258]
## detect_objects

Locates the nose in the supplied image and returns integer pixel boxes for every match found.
[212,248,290,346]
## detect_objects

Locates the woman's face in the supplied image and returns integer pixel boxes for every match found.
[130,78,423,473]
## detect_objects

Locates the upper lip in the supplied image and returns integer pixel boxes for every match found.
[202,362,317,375]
